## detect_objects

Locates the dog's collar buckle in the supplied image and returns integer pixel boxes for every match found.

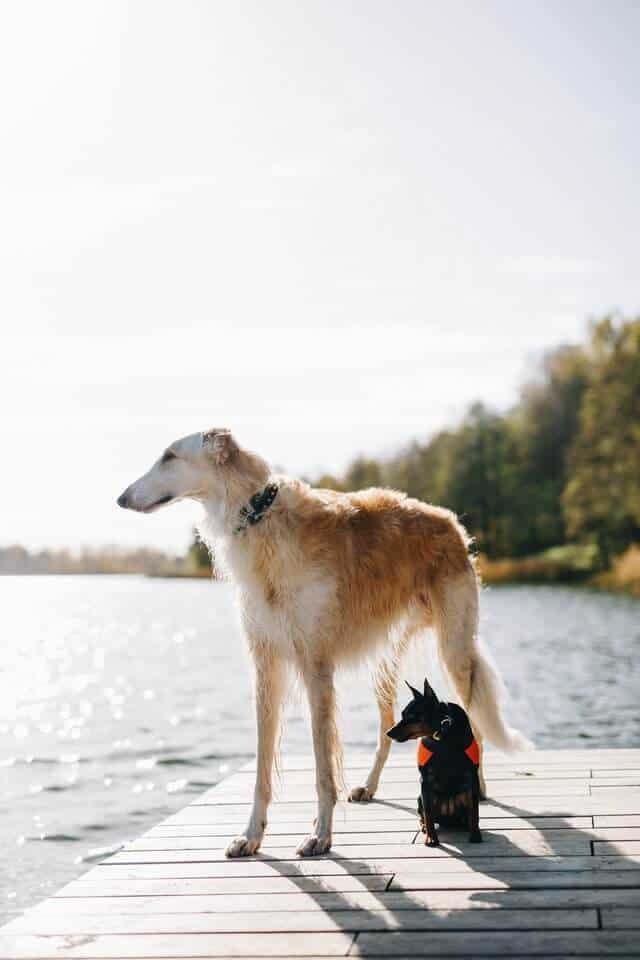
[234,482,279,535]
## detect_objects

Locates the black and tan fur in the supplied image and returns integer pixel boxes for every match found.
[388,678,482,846]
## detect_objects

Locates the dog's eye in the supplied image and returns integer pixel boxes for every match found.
[161,450,177,464]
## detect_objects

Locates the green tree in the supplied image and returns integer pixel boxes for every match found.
[343,457,384,491]
[187,530,213,571]
[315,473,344,491]
[563,316,640,561]
[316,316,639,566]
[508,343,588,553]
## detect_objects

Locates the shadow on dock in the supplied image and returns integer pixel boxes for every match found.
[251,795,611,938]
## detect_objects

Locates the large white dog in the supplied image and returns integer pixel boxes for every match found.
[118,428,529,857]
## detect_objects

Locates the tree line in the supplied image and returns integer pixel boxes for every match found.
[316,315,640,565]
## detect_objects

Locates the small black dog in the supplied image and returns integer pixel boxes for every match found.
[387,679,482,846]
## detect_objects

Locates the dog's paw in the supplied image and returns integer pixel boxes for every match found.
[425,835,440,847]
[225,834,262,858]
[348,785,374,803]
[468,830,483,844]
[296,833,332,857]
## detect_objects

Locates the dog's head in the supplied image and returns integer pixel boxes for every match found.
[386,678,448,743]
[116,428,269,514]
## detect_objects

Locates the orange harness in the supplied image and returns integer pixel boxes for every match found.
[417,736,480,768]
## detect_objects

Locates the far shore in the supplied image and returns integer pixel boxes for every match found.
[478,544,640,597]
[156,545,640,598]
[146,568,217,580]
[2,545,639,598]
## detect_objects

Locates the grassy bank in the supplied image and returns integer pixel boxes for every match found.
[157,542,640,597]
[589,545,640,597]
[146,567,214,579]
[478,543,640,596]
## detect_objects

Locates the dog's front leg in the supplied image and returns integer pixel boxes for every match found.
[421,783,439,847]
[225,647,286,858]
[296,658,340,857]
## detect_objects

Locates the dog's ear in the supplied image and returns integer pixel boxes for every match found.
[423,677,439,703]
[203,429,238,465]
[404,680,423,702]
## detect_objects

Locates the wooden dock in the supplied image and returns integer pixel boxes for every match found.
[2,748,640,957]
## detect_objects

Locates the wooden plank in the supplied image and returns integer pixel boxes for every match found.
[156,818,583,836]
[592,770,640,778]
[145,816,596,836]
[351,930,638,956]
[594,841,640,856]
[585,828,640,840]
[0,930,638,960]
[31,887,640,914]
[81,854,640,880]
[60,867,640,899]
[107,833,594,862]
[206,781,593,802]
[182,796,640,818]
[128,832,418,850]
[390,869,640,891]
[595,815,640,827]
[145,822,422,836]
[591,777,640,787]
[162,798,640,824]
[55,874,394,897]
[589,781,640,795]
[162,808,425,826]
[222,767,595,785]
[216,771,598,787]
[590,788,640,800]
[135,826,640,849]
[601,908,640,929]
[0,932,354,958]
[204,768,600,806]
[4,907,598,935]
[242,750,640,771]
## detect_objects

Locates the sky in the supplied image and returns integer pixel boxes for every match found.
[1,0,638,552]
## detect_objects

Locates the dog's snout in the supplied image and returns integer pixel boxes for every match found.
[117,490,129,509]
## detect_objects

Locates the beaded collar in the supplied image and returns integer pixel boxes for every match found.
[233,482,279,535]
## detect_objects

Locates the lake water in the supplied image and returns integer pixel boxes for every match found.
[1,575,638,924]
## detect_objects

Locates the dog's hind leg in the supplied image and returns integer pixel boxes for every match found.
[225,645,287,858]
[431,567,479,709]
[431,566,531,793]
[296,657,341,857]
[348,654,402,803]
[430,567,489,794]
[349,630,414,803]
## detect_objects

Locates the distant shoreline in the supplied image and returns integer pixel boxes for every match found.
[146,568,217,580]
[2,549,638,597]
[0,568,217,580]
[478,544,640,598]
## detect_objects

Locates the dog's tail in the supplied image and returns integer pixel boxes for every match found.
[432,566,532,753]
[466,642,533,753]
